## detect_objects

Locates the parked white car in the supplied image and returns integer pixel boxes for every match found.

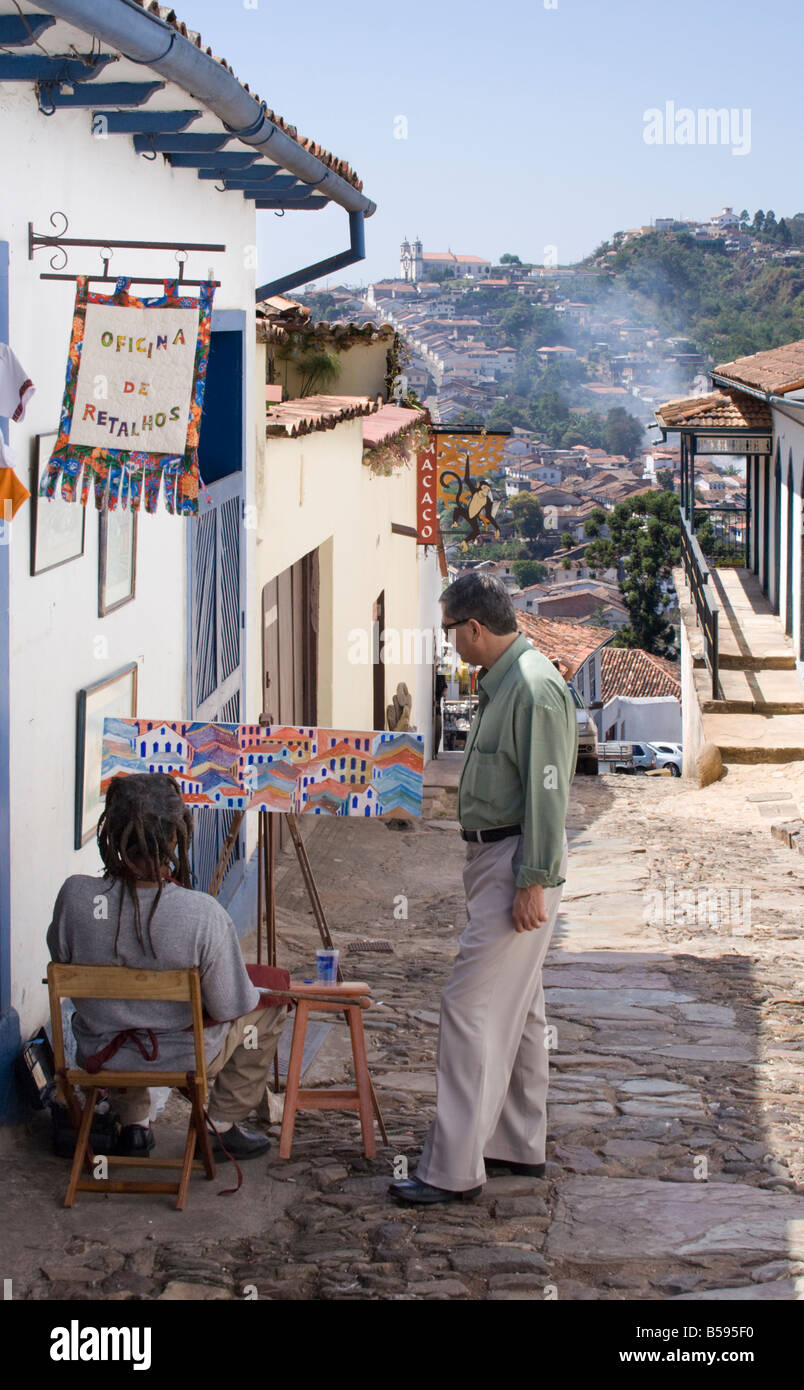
[647,742,683,776]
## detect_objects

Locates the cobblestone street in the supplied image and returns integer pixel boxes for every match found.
[3,761,804,1302]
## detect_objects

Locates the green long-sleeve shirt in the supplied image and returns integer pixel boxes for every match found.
[457,634,578,888]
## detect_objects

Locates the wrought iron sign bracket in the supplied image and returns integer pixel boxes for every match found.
[29,211,225,286]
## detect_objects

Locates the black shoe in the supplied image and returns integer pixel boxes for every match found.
[388,1176,482,1206]
[117,1124,155,1157]
[210,1124,270,1160]
[484,1157,546,1178]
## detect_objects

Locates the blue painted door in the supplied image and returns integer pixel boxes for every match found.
[187,315,246,899]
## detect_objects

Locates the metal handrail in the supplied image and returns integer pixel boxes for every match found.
[680,513,721,700]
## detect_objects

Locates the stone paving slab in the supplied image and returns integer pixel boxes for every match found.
[547,1178,804,1261]
[671,1278,804,1300]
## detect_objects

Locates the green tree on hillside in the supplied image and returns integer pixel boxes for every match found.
[509,492,544,540]
[512,559,548,587]
[584,491,680,655]
[604,407,644,459]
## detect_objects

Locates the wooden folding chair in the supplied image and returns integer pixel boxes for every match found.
[47,963,216,1210]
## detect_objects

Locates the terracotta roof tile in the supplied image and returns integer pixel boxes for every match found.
[362,404,427,450]
[600,647,681,701]
[516,612,615,679]
[714,340,804,395]
[655,390,771,430]
[265,395,378,438]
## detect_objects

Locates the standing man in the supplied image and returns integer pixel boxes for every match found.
[390,574,577,1205]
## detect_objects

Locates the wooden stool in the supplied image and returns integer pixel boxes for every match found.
[279,981,375,1159]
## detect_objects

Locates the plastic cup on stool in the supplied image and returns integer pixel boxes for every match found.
[316,948,339,984]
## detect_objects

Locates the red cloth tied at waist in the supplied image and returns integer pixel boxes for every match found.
[81,965,292,1073]
[83,1028,159,1073]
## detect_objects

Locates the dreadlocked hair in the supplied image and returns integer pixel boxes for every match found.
[97,773,194,958]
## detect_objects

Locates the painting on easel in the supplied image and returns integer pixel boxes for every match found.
[101,719,424,817]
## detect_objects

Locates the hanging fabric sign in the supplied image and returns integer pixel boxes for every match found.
[39,274,215,516]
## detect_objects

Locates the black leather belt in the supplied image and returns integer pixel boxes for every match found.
[460,824,522,844]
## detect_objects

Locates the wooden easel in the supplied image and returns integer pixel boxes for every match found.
[207,807,388,1146]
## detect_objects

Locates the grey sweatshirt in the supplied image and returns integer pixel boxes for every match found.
[47,875,259,1070]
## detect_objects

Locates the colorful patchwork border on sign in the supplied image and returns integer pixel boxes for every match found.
[39,275,215,516]
[102,719,424,818]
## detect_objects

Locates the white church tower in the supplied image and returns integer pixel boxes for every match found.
[400,237,423,283]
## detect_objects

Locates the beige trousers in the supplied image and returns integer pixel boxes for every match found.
[113,1003,287,1126]
[416,832,567,1192]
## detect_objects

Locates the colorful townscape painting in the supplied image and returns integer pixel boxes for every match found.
[101,719,423,817]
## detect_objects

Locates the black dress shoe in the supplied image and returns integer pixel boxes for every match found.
[484,1157,546,1178]
[388,1176,482,1206]
[210,1124,270,1159]
[117,1124,155,1157]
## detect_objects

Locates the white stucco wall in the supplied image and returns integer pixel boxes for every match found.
[2,84,256,1036]
[254,383,441,757]
[274,336,392,404]
[679,616,705,777]
[769,409,804,674]
[597,696,682,744]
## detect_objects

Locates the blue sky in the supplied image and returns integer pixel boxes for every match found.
[184,0,802,288]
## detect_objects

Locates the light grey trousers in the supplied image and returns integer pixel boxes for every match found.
[416,831,567,1192]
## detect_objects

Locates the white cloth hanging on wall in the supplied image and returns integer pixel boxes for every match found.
[0,342,35,422]
[0,435,15,468]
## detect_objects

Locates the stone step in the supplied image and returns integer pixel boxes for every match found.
[695,666,804,714]
[717,651,797,672]
[703,710,804,764]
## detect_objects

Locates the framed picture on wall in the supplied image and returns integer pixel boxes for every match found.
[75,662,138,849]
[98,503,137,616]
[30,431,85,575]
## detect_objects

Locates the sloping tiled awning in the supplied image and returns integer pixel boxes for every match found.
[265,394,378,438]
[713,339,804,395]
[362,404,427,451]
[655,390,771,432]
[0,2,372,219]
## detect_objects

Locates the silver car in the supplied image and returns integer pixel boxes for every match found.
[647,742,683,777]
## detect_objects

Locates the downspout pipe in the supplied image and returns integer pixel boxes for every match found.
[255,209,365,302]
[40,0,376,222]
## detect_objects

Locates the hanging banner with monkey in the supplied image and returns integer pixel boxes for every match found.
[416,430,509,549]
[39,274,215,517]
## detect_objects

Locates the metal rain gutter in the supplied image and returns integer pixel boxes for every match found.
[255,209,365,302]
[40,0,377,223]
[710,371,804,410]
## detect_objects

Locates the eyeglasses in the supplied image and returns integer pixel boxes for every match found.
[441,616,474,635]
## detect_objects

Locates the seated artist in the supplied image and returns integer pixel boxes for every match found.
[47,772,286,1160]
